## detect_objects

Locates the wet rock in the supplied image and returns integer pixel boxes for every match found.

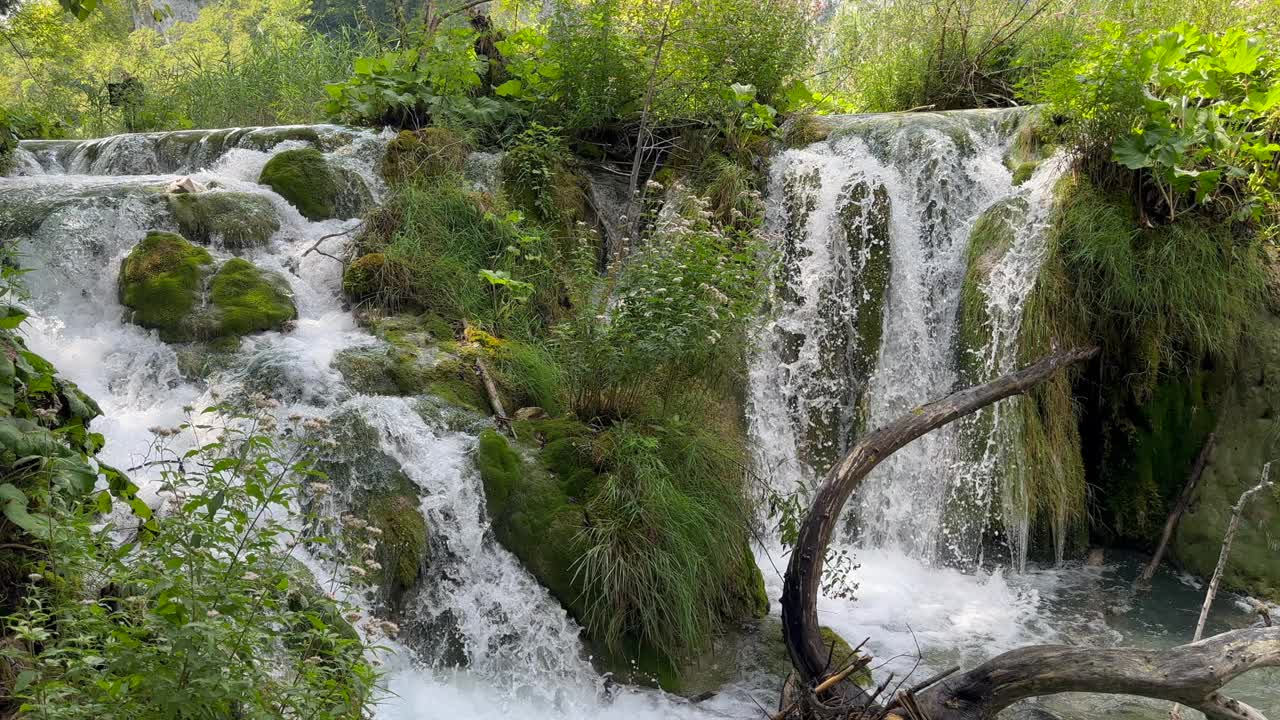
[1174,310,1280,601]
[167,191,280,249]
[165,176,206,194]
[513,406,546,421]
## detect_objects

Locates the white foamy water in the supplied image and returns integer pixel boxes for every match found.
[751,110,1067,565]
[6,121,1275,720]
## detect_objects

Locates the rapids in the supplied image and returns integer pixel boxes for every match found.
[3,121,1275,719]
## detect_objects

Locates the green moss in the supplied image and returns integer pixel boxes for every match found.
[118,231,214,342]
[380,128,468,184]
[167,192,280,249]
[1011,161,1039,186]
[208,258,297,336]
[367,494,428,596]
[259,148,338,221]
[475,430,585,617]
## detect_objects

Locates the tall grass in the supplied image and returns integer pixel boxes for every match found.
[1054,178,1265,392]
[573,417,756,660]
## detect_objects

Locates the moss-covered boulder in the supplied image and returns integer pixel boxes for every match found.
[207,258,297,336]
[118,231,214,342]
[259,148,344,221]
[118,233,296,342]
[1173,310,1280,600]
[167,191,280,249]
[343,253,387,303]
[380,128,468,184]
[476,428,587,617]
[312,411,429,606]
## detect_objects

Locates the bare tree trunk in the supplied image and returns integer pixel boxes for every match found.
[1136,432,1217,588]
[1171,461,1276,720]
[624,0,675,248]
[778,345,1280,720]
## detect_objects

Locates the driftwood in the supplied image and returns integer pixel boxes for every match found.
[1136,432,1217,588]
[779,346,1280,720]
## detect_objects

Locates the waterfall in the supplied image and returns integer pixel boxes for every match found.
[1,125,718,719]
[750,109,1066,568]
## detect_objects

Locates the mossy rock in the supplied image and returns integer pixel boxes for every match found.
[475,430,586,619]
[367,493,429,600]
[118,231,214,342]
[332,346,402,395]
[782,113,836,148]
[799,179,891,473]
[259,148,339,221]
[381,128,468,184]
[343,253,386,303]
[1172,311,1280,600]
[311,411,428,604]
[208,258,297,337]
[167,191,280,249]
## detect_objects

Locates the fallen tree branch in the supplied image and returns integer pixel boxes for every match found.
[911,627,1280,720]
[781,345,1099,691]
[1136,432,1216,588]
[1172,461,1276,720]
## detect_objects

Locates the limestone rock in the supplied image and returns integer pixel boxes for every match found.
[1173,310,1280,601]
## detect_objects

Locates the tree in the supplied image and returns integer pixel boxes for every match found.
[778,345,1280,720]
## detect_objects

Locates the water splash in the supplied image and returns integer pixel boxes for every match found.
[750,110,1065,565]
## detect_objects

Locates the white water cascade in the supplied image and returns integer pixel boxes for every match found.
[1,126,745,720]
[5,120,1275,720]
[750,109,1065,567]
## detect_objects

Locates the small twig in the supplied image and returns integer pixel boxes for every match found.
[903,666,959,696]
[303,222,363,261]
[0,543,45,553]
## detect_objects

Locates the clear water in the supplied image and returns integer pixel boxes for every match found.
[4,123,1275,720]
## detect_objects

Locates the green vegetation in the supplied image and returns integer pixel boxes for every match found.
[0,245,375,717]
[259,147,340,220]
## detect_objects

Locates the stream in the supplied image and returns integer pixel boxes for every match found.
[2,118,1275,719]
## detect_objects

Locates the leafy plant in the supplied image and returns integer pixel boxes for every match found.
[3,406,380,719]
[324,28,488,128]
[1048,23,1279,225]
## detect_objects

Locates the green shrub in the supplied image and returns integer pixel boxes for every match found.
[3,406,379,718]
[553,192,767,423]
[575,419,760,661]
[1039,22,1280,229]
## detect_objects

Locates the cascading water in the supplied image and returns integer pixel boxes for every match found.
[1,126,746,720]
[751,109,1063,566]
[6,121,1276,720]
